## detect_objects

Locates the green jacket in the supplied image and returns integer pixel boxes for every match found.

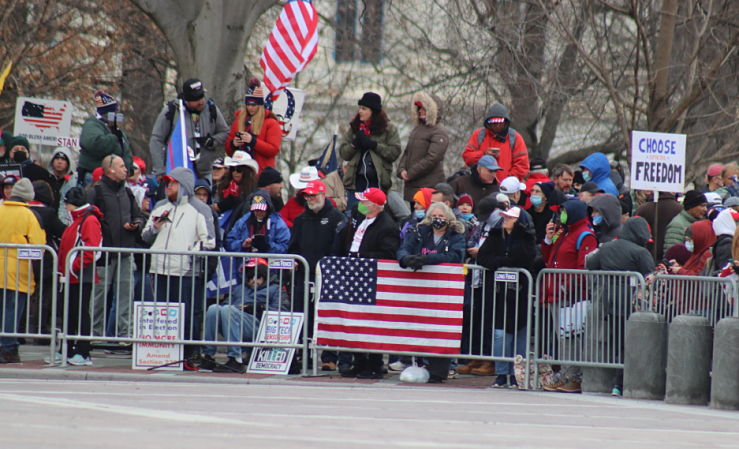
[339,123,401,192]
[78,116,133,173]
[663,209,699,253]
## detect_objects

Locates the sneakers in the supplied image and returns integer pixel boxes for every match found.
[611,386,622,397]
[67,354,93,366]
[104,342,132,355]
[448,368,458,379]
[321,362,337,371]
[470,361,494,376]
[43,352,64,365]
[0,349,21,364]
[557,380,582,393]
[543,380,564,391]
[356,369,383,379]
[388,361,407,372]
[456,360,482,374]
[213,357,245,374]
[492,374,508,388]
[199,354,217,371]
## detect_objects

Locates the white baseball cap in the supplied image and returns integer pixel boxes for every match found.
[289,166,320,189]
[500,176,527,195]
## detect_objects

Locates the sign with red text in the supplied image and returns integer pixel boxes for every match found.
[132,302,184,371]
[13,97,74,145]
[247,311,304,375]
[630,130,686,193]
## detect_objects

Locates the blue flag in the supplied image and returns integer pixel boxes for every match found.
[166,100,193,174]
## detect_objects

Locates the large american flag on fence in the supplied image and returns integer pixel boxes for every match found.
[315,257,466,354]
[259,0,318,101]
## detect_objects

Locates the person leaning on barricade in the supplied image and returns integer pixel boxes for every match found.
[397,201,466,383]
[0,178,46,364]
[540,199,598,393]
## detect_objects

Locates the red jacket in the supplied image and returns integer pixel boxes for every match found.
[58,205,103,284]
[225,110,282,173]
[279,196,305,228]
[462,128,529,183]
[540,217,598,303]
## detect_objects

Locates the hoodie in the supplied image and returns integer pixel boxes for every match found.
[579,153,619,196]
[586,217,654,275]
[677,220,716,275]
[541,200,598,271]
[225,189,290,254]
[58,205,103,284]
[711,208,739,272]
[589,193,622,244]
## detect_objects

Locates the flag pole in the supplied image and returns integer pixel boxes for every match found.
[178,99,188,169]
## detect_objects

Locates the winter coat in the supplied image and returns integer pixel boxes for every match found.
[78,116,134,174]
[18,160,53,185]
[677,220,715,276]
[225,110,282,174]
[527,205,555,243]
[58,205,103,284]
[449,166,500,206]
[397,222,466,266]
[149,99,229,177]
[589,193,623,244]
[225,195,291,255]
[396,92,449,202]
[288,199,346,273]
[579,153,618,197]
[634,192,683,260]
[339,123,401,192]
[0,200,47,293]
[663,210,700,253]
[142,167,215,276]
[476,213,537,332]
[322,170,347,212]
[87,175,144,248]
[335,210,400,259]
[228,283,281,310]
[47,147,76,196]
[711,208,737,274]
[462,103,529,182]
[279,195,306,228]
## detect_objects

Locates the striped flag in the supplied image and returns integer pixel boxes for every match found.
[315,257,466,354]
[165,99,192,174]
[259,0,318,101]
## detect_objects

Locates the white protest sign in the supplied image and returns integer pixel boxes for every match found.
[268,88,305,141]
[56,137,79,148]
[132,302,184,371]
[247,311,304,375]
[13,97,74,146]
[630,130,686,193]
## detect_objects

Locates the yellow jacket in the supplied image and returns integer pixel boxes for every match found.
[0,201,47,294]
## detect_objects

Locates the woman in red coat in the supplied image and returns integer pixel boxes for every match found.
[225,78,282,174]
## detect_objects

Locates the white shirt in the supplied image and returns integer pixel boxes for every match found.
[350,217,376,253]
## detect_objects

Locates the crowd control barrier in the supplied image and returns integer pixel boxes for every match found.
[646,273,738,326]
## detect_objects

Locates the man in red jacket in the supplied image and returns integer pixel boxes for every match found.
[462,103,529,183]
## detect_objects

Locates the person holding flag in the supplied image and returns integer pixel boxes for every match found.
[149,78,229,179]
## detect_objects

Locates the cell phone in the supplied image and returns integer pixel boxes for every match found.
[154,209,171,222]
[236,132,243,138]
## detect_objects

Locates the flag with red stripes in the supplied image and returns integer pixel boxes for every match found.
[315,257,466,354]
[259,0,318,101]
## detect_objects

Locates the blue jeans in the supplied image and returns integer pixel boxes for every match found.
[202,304,258,359]
[0,289,28,351]
[493,328,527,375]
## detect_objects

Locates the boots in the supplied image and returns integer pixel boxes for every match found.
[457,360,483,374]
[470,361,495,376]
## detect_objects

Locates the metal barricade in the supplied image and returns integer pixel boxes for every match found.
[533,269,646,382]
[60,247,311,373]
[647,273,738,326]
[0,243,58,364]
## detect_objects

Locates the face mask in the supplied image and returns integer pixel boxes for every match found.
[357,202,369,216]
[582,171,592,182]
[559,210,568,225]
[592,215,604,226]
[414,210,426,220]
[685,241,694,253]
[431,217,447,229]
[459,213,474,221]
[13,151,28,163]
[530,195,543,208]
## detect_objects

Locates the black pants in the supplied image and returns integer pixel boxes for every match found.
[68,283,93,358]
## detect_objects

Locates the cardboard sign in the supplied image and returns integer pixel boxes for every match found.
[13,97,74,146]
[630,130,686,193]
[247,311,304,375]
[268,88,305,141]
[132,302,184,371]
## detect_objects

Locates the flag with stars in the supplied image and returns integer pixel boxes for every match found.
[315,257,466,354]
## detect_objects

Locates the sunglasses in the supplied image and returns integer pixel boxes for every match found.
[230,166,249,173]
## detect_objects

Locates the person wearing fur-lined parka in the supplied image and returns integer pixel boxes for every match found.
[396,92,449,203]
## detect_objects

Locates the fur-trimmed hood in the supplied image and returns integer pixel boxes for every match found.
[410,91,442,127]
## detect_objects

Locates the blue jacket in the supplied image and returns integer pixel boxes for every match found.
[229,283,283,310]
[397,223,465,265]
[580,152,618,196]
[225,212,290,254]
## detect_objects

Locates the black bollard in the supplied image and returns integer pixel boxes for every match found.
[665,314,713,406]
[710,317,739,410]
[624,312,667,400]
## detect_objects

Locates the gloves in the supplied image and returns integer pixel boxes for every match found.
[356,132,376,150]
[401,255,425,271]
[252,234,269,253]
[197,135,215,150]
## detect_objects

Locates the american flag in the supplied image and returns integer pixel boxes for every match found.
[21,101,66,131]
[259,0,318,101]
[315,257,466,354]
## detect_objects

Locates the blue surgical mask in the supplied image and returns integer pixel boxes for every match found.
[459,213,474,221]
[414,210,426,220]
[592,215,604,226]
[582,171,592,182]
[685,241,694,253]
[530,195,543,208]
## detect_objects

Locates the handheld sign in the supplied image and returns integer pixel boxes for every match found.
[13,97,74,146]
[630,130,686,193]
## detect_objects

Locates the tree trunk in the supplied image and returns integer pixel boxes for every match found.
[647,0,679,131]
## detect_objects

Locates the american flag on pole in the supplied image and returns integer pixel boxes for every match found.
[259,0,318,101]
[165,99,193,174]
[315,257,466,354]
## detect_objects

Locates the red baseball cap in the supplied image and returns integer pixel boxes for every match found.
[301,180,326,195]
[355,187,386,206]
[92,167,104,183]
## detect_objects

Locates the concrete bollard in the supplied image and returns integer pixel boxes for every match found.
[624,312,667,400]
[665,314,713,405]
[710,317,739,410]
[582,367,621,393]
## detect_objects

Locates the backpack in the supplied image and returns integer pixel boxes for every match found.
[476,126,517,151]
[164,98,217,141]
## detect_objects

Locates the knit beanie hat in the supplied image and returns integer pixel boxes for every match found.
[11,178,34,202]
[244,78,264,105]
[64,187,88,207]
[412,187,434,210]
[258,166,283,187]
[94,90,118,116]
[457,193,474,209]
[683,190,707,210]
[8,135,30,151]
[358,92,382,112]
[182,78,205,102]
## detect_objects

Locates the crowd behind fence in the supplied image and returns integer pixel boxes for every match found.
[0,243,736,381]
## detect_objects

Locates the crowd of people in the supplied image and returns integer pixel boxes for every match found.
[1,78,737,392]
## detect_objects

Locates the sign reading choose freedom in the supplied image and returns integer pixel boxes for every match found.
[630,130,686,193]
